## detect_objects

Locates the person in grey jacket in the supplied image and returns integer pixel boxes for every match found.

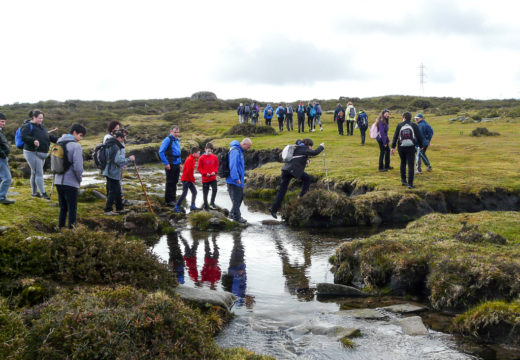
[0,113,15,204]
[103,130,135,215]
[54,124,87,228]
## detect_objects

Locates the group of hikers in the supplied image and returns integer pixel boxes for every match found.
[0,105,433,225]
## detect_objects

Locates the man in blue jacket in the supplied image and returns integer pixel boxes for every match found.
[226,138,252,223]
[414,113,433,173]
[158,125,181,206]
[263,105,274,126]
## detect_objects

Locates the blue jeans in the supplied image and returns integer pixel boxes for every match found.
[0,157,12,199]
[227,183,243,220]
[176,181,197,208]
[23,150,47,195]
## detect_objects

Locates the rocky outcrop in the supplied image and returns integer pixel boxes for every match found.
[316,283,367,297]
[190,91,217,101]
[174,285,236,312]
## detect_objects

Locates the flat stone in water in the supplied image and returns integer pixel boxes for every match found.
[396,316,429,336]
[317,283,367,297]
[380,303,427,314]
[174,285,236,312]
[261,219,282,225]
[335,308,388,320]
[309,325,361,338]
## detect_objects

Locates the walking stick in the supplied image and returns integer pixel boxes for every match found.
[50,174,55,198]
[323,150,330,191]
[133,161,154,215]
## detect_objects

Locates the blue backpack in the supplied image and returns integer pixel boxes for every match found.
[297,105,305,114]
[309,107,316,117]
[15,123,32,149]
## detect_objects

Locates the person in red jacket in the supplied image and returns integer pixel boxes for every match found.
[197,142,219,211]
[201,235,221,290]
[174,147,201,213]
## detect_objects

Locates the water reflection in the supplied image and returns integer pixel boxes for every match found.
[222,232,249,308]
[181,234,200,286]
[201,233,221,290]
[166,233,185,284]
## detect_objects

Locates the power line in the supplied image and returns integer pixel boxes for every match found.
[418,63,426,95]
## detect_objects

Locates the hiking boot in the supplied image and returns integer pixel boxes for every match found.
[203,204,210,211]
[190,205,202,212]
[401,181,408,186]
[41,193,51,200]
[32,193,42,198]
[209,203,217,210]
[408,184,416,189]
[166,201,176,207]
[236,217,247,224]
[427,166,433,172]
[104,211,118,216]
[268,207,277,219]
[116,209,130,215]
[0,198,15,205]
[378,168,387,172]
[320,127,323,131]
[415,170,422,174]
[173,206,183,214]
[385,166,394,170]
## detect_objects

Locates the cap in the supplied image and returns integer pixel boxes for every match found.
[0,113,6,120]
[415,113,424,119]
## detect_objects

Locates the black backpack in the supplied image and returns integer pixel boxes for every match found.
[399,123,416,147]
[217,148,238,178]
[93,139,118,170]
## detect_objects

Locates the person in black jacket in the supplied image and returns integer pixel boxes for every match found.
[21,109,58,199]
[268,139,325,219]
[391,112,424,189]
[0,113,15,204]
[334,103,345,135]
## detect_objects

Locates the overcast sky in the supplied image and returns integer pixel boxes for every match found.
[2,0,519,105]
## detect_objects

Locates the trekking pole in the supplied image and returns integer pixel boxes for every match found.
[323,150,330,191]
[133,161,154,215]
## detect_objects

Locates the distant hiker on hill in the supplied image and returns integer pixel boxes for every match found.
[268,138,325,219]
[314,102,323,131]
[174,147,201,213]
[226,138,252,223]
[197,142,219,211]
[356,110,369,145]
[21,109,58,200]
[376,109,392,172]
[158,125,181,206]
[346,101,356,136]
[263,104,274,126]
[54,124,86,228]
[251,102,260,125]
[334,103,345,135]
[0,113,15,204]
[276,104,285,132]
[414,113,434,174]
[243,103,251,124]
[306,102,315,132]
[103,130,135,215]
[237,103,245,124]
[285,103,294,131]
[296,101,306,133]
[391,112,424,189]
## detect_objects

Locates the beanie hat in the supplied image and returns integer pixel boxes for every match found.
[0,113,6,120]
[415,113,424,119]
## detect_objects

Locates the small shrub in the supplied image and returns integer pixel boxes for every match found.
[471,127,500,137]
[225,123,276,136]
[0,298,27,359]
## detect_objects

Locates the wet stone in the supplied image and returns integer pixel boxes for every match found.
[379,303,427,314]
[396,316,429,336]
[335,308,388,320]
[261,219,282,225]
[309,325,361,338]
[316,283,367,297]
[174,285,236,312]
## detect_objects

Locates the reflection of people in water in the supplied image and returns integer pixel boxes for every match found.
[222,232,248,307]
[167,232,185,284]
[180,234,200,285]
[201,234,221,290]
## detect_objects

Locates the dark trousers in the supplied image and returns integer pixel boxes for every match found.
[105,177,123,212]
[165,164,180,204]
[346,120,354,135]
[307,116,314,131]
[265,118,271,126]
[202,180,217,206]
[297,115,305,132]
[378,140,391,170]
[176,181,197,207]
[271,170,312,213]
[399,146,416,185]
[416,145,430,171]
[227,183,243,220]
[285,114,293,131]
[56,185,78,228]
[278,117,284,131]
[360,129,367,145]
[337,119,345,135]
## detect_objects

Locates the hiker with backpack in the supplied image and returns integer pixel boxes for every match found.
[306,102,315,132]
[197,142,219,211]
[237,103,245,124]
[334,103,345,135]
[285,103,294,131]
[251,102,260,125]
[21,110,58,200]
[158,125,182,206]
[268,138,324,219]
[103,130,135,215]
[375,109,392,172]
[314,102,323,131]
[276,104,286,132]
[103,120,122,144]
[263,104,274,126]
[346,102,356,136]
[356,110,369,145]
[296,101,306,133]
[174,147,202,213]
[0,113,15,204]
[243,103,251,124]
[53,124,86,228]
[414,113,434,174]
[226,138,252,224]
[391,112,424,189]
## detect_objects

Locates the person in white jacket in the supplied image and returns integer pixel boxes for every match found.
[346,101,356,136]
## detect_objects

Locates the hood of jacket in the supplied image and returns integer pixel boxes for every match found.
[57,134,76,143]
[230,139,241,150]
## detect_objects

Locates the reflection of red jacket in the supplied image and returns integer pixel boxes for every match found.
[181,154,196,183]
[197,153,218,183]
[184,256,198,282]
[201,258,221,285]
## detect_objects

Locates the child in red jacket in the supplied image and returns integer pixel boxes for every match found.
[197,142,219,211]
[174,147,201,213]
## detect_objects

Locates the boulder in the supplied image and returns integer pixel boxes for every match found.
[379,304,427,314]
[190,91,217,101]
[123,213,159,235]
[395,316,429,336]
[174,285,236,312]
[316,283,367,297]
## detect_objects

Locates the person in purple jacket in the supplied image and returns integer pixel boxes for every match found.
[375,109,393,172]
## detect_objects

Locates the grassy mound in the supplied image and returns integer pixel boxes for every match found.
[225,123,276,136]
